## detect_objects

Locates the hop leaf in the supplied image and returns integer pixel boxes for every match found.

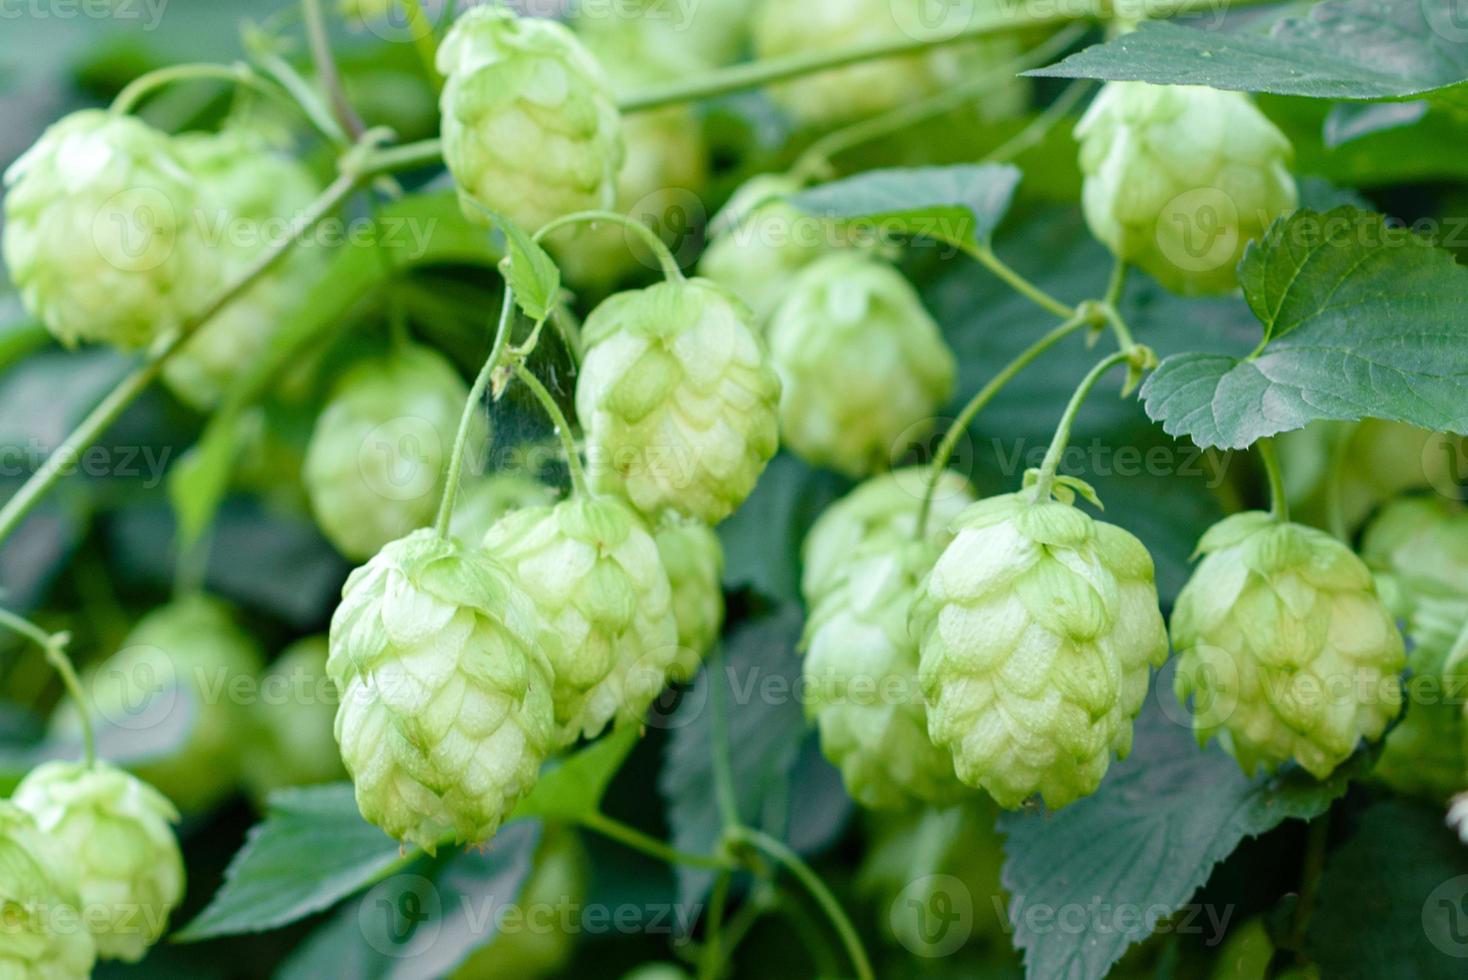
[768,253,956,478]
[13,762,184,963]
[577,278,781,525]
[1171,513,1406,779]
[1075,81,1297,296]
[304,343,481,561]
[438,7,624,233]
[912,492,1169,808]
[482,495,679,747]
[240,637,346,805]
[699,174,830,322]
[654,520,725,681]
[328,529,555,852]
[2,109,220,349]
[0,801,96,978]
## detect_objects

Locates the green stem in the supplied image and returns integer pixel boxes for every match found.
[511,360,588,497]
[982,77,1093,165]
[918,312,1091,536]
[1323,424,1352,540]
[534,210,685,282]
[1031,350,1132,502]
[1287,813,1331,954]
[0,170,365,548]
[396,0,445,93]
[708,652,741,831]
[1104,256,1129,308]
[433,289,516,537]
[249,46,351,147]
[580,811,733,872]
[1258,438,1290,523]
[728,827,874,980]
[963,242,1077,320]
[111,62,285,116]
[0,609,93,767]
[302,0,365,139]
[699,870,733,980]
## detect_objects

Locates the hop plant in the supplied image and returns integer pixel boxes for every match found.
[240,637,347,805]
[574,0,752,68]
[1172,512,1406,779]
[304,343,481,561]
[161,131,326,409]
[449,472,558,544]
[654,520,725,681]
[438,6,624,233]
[1361,497,1468,617]
[911,481,1169,808]
[0,801,96,979]
[13,762,184,963]
[53,595,263,813]
[698,174,831,323]
[452,830,589,980]
[576,278,781,524]
[768,253,956,478]
[482,495,679,747]
[328,529,554,851]
[3,109,218,349]
[1075,81,1298,296]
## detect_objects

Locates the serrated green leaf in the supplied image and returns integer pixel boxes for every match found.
[511,724,640,822]
[175,784,404,942]
[999,692,1358,980]
[716,452,845,602]
[1323,101,1429,148]
[1142,207,1468,450]
[488,212,561,323]
[786,164,1021,248]
[1029,0,1468,105]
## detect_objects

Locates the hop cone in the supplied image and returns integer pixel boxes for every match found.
[452,829,589,980]
[698,174,830,323]
[53,595,263,813]
[449,472,557,544]
[574,0,751,68]
[240,637,347,805]
[1361,497,1468,616]
[304,343,480,561]
[1172,512,1405,779]
[1076,81,1297,295]
[912,484,1169,808]
[162,131,325,409]
[577,278,781,524]
[328,529,554,851]
[482,495,678,747]
[13,762,184,963]
[3,109,218,349]
[654,520,725,681]
[438,7,623,233]
[0,801,95,979]
[768,253,955,478]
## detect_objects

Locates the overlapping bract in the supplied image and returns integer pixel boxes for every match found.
[654,520,726,681]
[699,174,832,323]
[0,801,95,979]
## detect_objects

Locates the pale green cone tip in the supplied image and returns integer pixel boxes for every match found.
[0,800,96,979]
[328,529,554,852]
[1171,512,1406,780]
[482,495,679,748]
[14,761,184,963]
[912,492,1168,809]
[576,277,781,525]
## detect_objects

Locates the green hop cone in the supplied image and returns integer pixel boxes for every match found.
[575,0,751,68]
[1075,81,1298,296]
[1361,497,1468,617]
[13,762,184,963]
[304,343,481,561]
[162,131,326,409]
[768,253,956,478]
[452,829,589,980]
[698,174,831,323]
[1171,513,1406,779]
[577,278,781,524]
[3,109,218,349]
[240,637,347,805]
[328,529,554,851]
[654,520,725,681]
[0,801,96,979]
[912,482,1169,808]
[438,7,624,233]
[53,595,263,813]
[482,495,678,747]
[449,472,557,544]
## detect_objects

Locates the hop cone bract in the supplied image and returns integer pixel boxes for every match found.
[0,801,95,979]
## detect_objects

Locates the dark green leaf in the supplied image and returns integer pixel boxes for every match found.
[999,692,1357,980]
[787,164,1022,248]
[1142,208,1468,450]
[717,453,845,602]
[1029,0,1468,104]
[175,784,404,941]
[1306,799,1468,978]
[511,724,640,822]
[1324,101,1429,147]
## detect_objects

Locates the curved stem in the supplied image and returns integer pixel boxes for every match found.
[434,289,516,538]
[728,827,874,980]
[511,360,588,497]
[534,210,685,283]
[983,77,1093,165]
[303,0,365,139]
[1104,256,1129,308]
[1287,813,1331,956]
[580,811,733,872]
[248,46,351,147]
[1031,350,1132,502]
[700,870,733,980]
[918,312,1091,537]
[1258,438,1290,524]
[112,63,291,117]
[963,242,1077,320]
[0,609,93,767]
